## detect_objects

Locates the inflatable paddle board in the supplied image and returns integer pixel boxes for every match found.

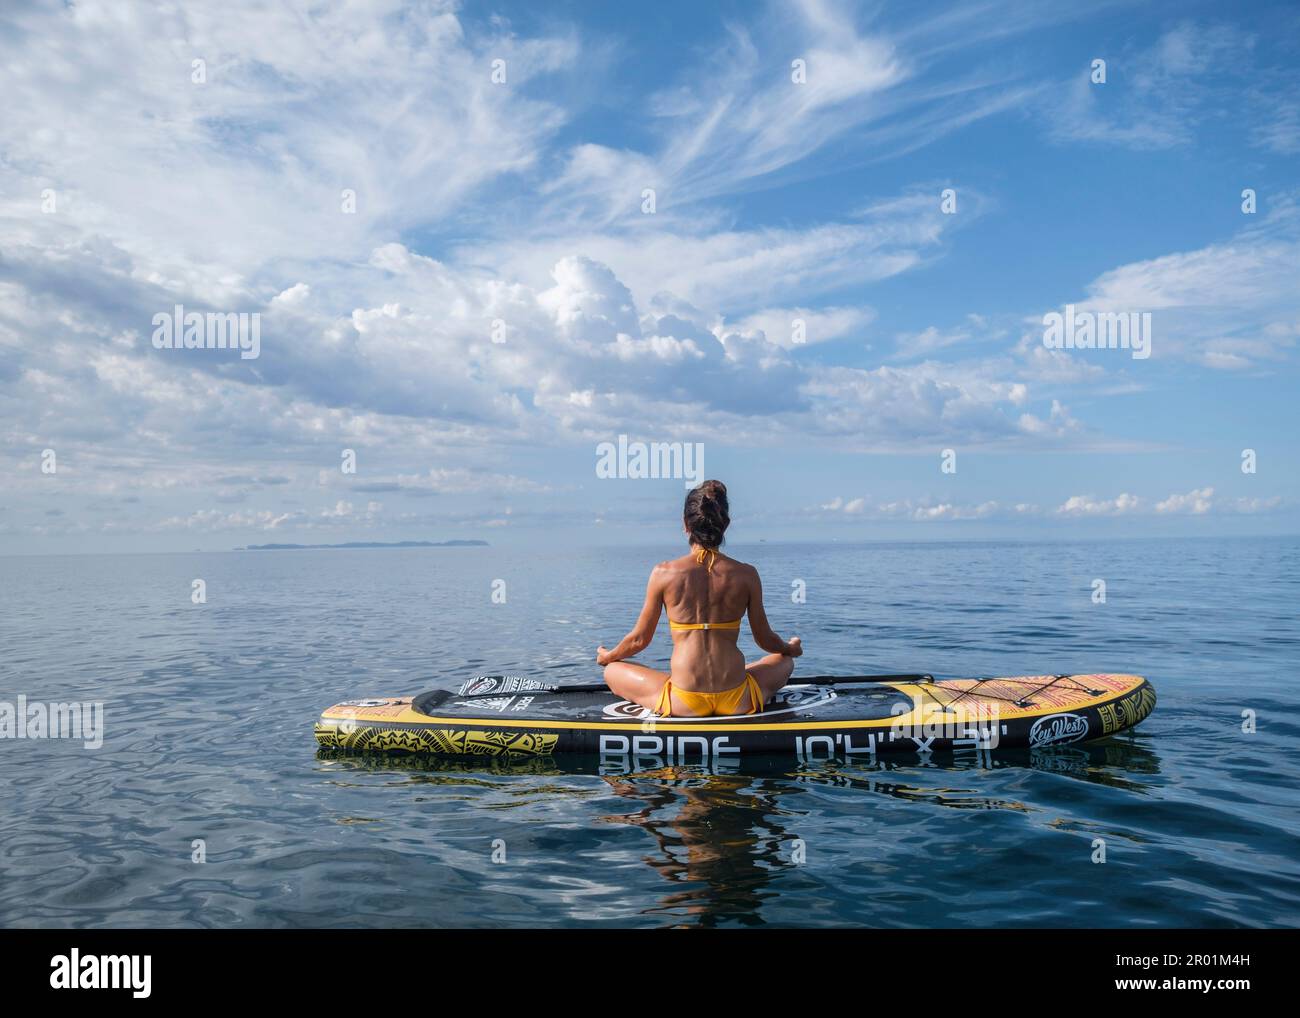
[315,672,1155,761]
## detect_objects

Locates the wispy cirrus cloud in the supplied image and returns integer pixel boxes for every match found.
[1042,22,1268,151]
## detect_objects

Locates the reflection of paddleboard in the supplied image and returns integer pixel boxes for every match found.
[315,673,1155,759]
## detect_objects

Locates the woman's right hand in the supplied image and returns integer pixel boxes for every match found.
[784,637,803,658]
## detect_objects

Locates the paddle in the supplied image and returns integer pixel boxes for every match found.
[527,673,934,695]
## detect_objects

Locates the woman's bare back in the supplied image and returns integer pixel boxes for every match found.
[597,480,800,715]
[659,552,753,692]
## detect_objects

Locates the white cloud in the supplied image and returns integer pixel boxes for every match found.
[1,3,1293,547]
[730,305,875,351]
[1018,399,1081,436]
[818,496,868,514]
[1154,487,1215,514]
[1033,201,1300,370]
[815,496,1010,521]
[272,284,311,306]
[159,509,302,531]
[1043,23,1261,152]
[891,313,1008,362]
[1230,496,1284,513]
[0,2,577,283]
[1057,493,1143,516]
[1057,488,1285,517]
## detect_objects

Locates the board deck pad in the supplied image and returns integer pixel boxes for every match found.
[316,673,1156,760]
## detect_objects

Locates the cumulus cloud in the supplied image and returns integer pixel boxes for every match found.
[816,496,1020,521]
[1154,487,1215,514]
[811,488,1289,522]
[1151,488,1283,516]
[811,487,1286,524]
[1058,488,1285,517]
[1057,493,1143,516]
[1018,399,1081,436]
[820,496,867,514]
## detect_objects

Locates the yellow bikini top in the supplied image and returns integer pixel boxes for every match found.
[668,618,742,631]
[668,546,742,631]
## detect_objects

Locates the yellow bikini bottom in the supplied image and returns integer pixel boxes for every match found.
[653,672,764,717]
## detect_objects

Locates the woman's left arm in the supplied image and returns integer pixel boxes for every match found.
[596,567,664,665]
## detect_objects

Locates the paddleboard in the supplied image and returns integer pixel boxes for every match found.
[315,672,1156,761]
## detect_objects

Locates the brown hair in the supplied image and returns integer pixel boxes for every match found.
[684,480,730,549]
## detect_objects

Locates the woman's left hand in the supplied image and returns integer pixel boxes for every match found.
[596,645,611,666]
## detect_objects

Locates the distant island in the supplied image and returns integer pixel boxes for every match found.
[239,540,489,550]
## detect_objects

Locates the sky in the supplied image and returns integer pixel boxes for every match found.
[1,0,1297,554]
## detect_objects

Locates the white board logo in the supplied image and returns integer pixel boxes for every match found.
[453,696,515,712]
[337,698,392,708]
[1029,713,1089,747]
[457,675,548,696]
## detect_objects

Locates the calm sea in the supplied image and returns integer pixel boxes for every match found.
[1,537,1297,928]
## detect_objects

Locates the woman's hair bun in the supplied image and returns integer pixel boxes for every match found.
[684,479,730,549]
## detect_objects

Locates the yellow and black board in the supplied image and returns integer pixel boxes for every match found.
[316,673,1156,761]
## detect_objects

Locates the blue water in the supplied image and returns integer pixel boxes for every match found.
[1,537,1298,927]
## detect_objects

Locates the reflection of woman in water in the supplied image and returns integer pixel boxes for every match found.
[598,480,802,716]
[600,766,787,928]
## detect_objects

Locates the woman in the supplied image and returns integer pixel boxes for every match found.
[597,480,802,716]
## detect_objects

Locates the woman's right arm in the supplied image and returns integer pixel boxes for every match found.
[746,568,801,657]
[597,566,666,665]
